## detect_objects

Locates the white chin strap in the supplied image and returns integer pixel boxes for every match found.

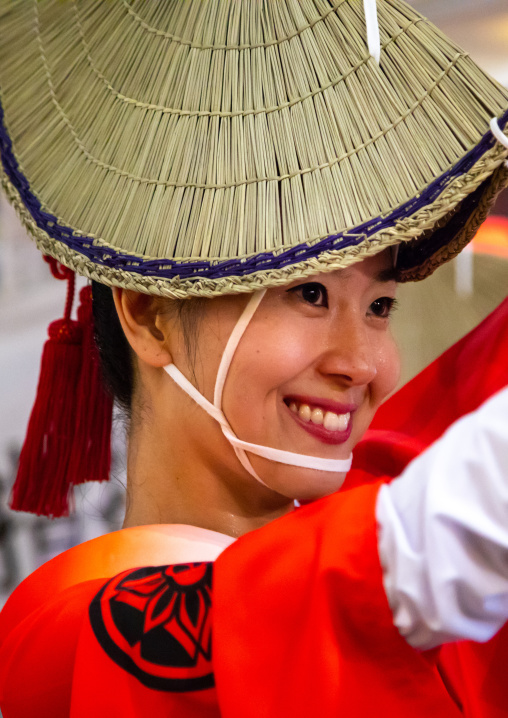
[364,0,381,65]
[164,291,352,488]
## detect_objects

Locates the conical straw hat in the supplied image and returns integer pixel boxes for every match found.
[1,0,507,298]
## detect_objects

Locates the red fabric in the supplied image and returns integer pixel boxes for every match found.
[214,483,462,718]
[0,528,221,718]
[438,628,508,718]
[0,579,103,718]
[71,607,221,718]
[0,577,221,718]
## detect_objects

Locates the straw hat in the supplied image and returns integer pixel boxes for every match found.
[1,0,508,299]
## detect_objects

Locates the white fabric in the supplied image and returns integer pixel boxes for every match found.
[364,0,381,65]
[164,291,352,486]
[143,524,236,562]
[376,386,508,650]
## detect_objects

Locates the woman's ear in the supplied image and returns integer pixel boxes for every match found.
[113,288,172,368]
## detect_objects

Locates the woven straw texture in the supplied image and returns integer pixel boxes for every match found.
[1,0,508,298]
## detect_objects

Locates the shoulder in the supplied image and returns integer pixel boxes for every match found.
[0,561,217,715]
[0,522,233,642]
[0,525,230,715]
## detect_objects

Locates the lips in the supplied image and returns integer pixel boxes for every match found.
[284,396,355,445]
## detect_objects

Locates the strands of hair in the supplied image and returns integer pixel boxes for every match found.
[0,0,507,297]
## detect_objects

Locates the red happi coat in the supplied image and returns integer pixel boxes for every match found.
[1,299,508,718]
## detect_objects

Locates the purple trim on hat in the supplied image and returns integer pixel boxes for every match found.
[1,99,507,283]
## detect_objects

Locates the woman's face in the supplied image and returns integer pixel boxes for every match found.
[166,250,400,501]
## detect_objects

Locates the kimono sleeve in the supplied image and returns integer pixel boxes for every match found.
[0,578,104,718]
[0,565,221,718]
[213,482,462,718]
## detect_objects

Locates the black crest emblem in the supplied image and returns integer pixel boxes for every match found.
[89,563,214,692]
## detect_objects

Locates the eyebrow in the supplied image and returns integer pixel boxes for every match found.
[376,266,399,283]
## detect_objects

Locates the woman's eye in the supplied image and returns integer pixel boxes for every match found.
[287,282,328,308]
[369,297,398,318]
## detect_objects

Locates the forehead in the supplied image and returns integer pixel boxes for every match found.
[288,249,398,288]
[337,250,398,283]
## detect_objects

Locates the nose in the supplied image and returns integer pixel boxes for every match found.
[316,313,378,386]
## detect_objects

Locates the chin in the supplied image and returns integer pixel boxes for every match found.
[250,455,347,501]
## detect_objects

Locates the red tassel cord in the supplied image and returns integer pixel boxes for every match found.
[11,260,114,517]
[67,286,112,486]
[11,260,83,517]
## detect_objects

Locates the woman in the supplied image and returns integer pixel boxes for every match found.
[0,1,508,716]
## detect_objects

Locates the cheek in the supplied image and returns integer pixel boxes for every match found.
[349,335,400,447]
[223,320,311,429]
[372,335,401,406]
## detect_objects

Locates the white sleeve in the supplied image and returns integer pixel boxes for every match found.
[375,385,508,650]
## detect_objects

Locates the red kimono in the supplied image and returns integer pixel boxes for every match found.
[1,299,508,718]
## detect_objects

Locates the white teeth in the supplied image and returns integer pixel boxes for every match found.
[298,404,312,422]
[289,401,350,432]
[323,411,350,432]
[310,408,324,425]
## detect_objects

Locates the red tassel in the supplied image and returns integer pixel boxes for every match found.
[11,259,114,517]
[11,262,83,517]
[67,286,112,485]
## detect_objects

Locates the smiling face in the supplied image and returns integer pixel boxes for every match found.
[163,250,400,502]
[221,251,400,498]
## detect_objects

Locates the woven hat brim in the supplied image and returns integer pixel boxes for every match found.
[1,0,508,297]
[2,105,508,298]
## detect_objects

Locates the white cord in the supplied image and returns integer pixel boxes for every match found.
[222,426,353,472]
[490,117,508,150]
[165,363,267,482]
[213,291,267,408]
[212,291,268,480]
[490,117,508,169]
[364,0,381,65]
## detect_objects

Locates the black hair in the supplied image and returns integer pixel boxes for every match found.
[91,282,134,412]
[91,282,206,414]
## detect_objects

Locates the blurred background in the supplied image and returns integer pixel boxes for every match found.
[392,0,508,380]
[0,0,507,611]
